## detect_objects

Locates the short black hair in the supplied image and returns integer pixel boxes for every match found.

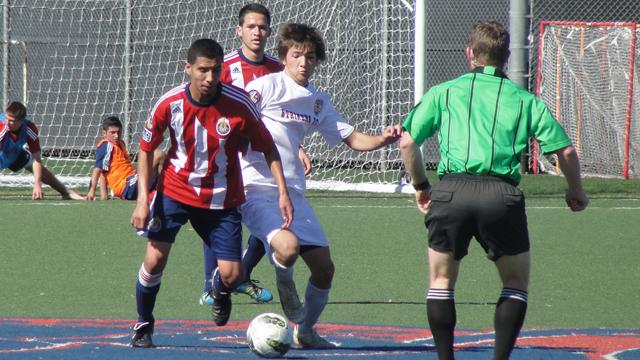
[102,116,122,130]
[277,23,326,62]
[187,38,224,64]
[238,3,271,26]
[5,101,27,121]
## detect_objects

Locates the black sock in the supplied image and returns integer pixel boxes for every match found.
[494,287,528,360]
[427,288,456,360]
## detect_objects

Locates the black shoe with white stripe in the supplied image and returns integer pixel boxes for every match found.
[131,321,154,348]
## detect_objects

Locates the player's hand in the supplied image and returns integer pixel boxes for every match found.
[381,124,402,146]
[86,190,95,201]
[565,188,588,212]
[298,147,312,176]
[415,188,431,215]
[279,192,294,229]
[131,203,149,230]
[32,185,43,200]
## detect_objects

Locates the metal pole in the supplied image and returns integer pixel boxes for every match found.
[380,0,389,171]
[414,0,426,103]
[3,0,9,107]
[508,0,530,89]
[123,0,132,147]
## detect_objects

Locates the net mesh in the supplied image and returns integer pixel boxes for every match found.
[0,0,418,192]
[535,22,639,178]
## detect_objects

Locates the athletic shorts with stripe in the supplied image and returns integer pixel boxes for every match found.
[138,191,243,261]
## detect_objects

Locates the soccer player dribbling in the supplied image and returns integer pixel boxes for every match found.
[129,38,292,348]
[240,23,401,349]
[400,21,588,360]
[198,3,312,307]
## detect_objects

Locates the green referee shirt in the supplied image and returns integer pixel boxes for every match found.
[403,66,571,185]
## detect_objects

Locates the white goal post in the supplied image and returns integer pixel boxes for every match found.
[534,21,640,179]
[0,0,438,193]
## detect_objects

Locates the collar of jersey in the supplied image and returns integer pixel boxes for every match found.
[281,71,314,92]
[238,49,266,66]
[471,66,508,79]
[185,83,221,107]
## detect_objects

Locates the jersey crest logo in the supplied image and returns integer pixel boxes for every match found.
[142,128,152,143]
[216,117,231,136]
[249,89,261,104]
[144,118,153,130]
[147,216,162,232]
[313,98,324,115]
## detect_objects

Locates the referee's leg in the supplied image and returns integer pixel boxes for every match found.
[493,252,530,360]
[426,248,460,360]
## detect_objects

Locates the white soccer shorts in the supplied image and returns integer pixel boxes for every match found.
[241,186,329,258]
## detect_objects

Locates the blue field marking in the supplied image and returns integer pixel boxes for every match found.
[0,318,638,359]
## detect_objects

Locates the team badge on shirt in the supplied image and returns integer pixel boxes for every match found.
[314,98,324,115]
[249,89,261,104]
[142,128,152,143]
[144,118,153,130]
[147,216,162,232]
[216,117,231,136]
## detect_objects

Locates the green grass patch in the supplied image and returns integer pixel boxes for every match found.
[0,191,638,329]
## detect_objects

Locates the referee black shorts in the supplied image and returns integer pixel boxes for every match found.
[425,173,530,261]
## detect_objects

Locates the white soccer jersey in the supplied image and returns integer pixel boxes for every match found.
[242,71,354,193]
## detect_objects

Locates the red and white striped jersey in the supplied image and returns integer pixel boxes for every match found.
[140,83,275,210]
[221,49,283,89]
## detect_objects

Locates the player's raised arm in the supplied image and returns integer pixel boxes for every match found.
[342,124,402,151]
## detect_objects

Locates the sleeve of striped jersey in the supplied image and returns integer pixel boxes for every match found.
[220,62,232,85]
[25,121,41,153]
[140,100,169,152]
[402,88,441,145]
[0,122,6,142]
[94,142,111,171]
[317,96,354,147]
[530,98,572,154]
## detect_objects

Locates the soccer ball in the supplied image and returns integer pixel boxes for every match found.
[246,312,292,358]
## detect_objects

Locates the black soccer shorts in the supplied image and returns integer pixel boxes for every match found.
[425,173,530,261]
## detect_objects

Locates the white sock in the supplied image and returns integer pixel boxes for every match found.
[298,281,330,333]
[138,264,162,287]
[273,253,294,282]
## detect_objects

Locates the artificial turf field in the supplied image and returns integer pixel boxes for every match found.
[0,188,639,358]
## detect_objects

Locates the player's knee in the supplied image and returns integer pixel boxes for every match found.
[272,232,300,267]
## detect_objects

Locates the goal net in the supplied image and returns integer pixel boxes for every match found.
[1,0,429,193]
[534,21,640,178]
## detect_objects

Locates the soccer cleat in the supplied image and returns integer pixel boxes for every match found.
[199,291,214,306]
[130,321,154,348]
[211,291,232,326]
[293,325,336,349]
[234,280,273,303]
[276,279,305,323]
